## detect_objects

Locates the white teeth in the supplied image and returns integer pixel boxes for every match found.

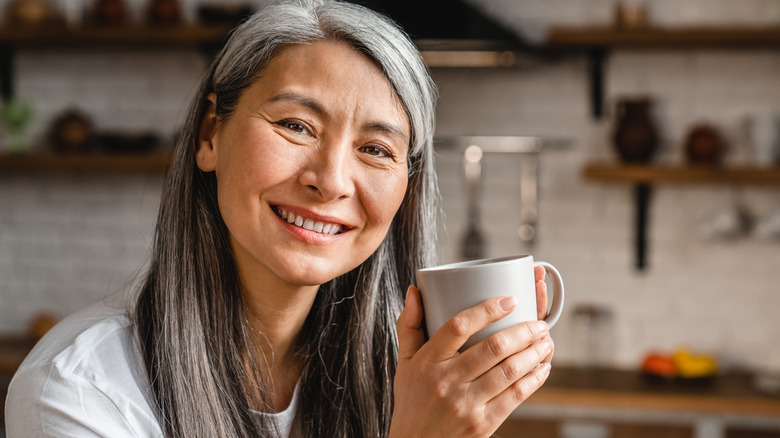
[276,207,342,235]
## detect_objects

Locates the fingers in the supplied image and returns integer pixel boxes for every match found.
[536,277,548,321]
[540,334,555,363]
[534,265,546,282]
[467,334,553,404]
[397,286,426,366]
[424,296,518,362]
[457,320,550,382]
[485,361,552,424]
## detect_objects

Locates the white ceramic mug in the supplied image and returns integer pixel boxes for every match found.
[416,255,564,350]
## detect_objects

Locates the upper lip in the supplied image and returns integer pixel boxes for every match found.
[271,204,354,230]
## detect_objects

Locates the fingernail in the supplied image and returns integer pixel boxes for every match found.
[499,296,517,312]
[536,320,550,333]
[539,362,552,376]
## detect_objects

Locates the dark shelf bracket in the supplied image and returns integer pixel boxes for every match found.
[0,45,13,101]
[634,183,652,270]
[587,48,607,119]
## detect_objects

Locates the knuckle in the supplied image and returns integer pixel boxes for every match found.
[533,341,549,358]
[462,418,484,437]
[523,321,538,339]
[512,379,531,403]
[446,315,470,338]
[432,380,450,400]
[487,300,504,319]
[486,333,510,358]
[501,356,522,383]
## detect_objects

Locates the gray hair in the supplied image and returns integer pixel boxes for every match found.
[135,1,439,437]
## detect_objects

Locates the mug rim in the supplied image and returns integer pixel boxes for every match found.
[417,255,531,273]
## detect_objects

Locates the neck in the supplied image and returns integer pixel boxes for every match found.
[239,263,319,412]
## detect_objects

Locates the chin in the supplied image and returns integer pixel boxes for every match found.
[279,263,352,288]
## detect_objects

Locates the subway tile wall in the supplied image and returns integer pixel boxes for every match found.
[2,1,780,372]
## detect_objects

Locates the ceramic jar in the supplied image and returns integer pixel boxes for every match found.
[613,98,659,164]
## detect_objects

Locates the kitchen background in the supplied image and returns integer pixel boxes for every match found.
[1,0,780,394]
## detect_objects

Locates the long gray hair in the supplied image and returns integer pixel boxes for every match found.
[134,0,438,436]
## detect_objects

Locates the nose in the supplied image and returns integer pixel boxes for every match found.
[298,137,356,201]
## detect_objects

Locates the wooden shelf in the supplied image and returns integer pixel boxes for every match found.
[0,152,173,172]
[545,26,780,118]
[547,25,780,48]
[584,162,780,271]
[584,163,780,186]
[0,24,233,48]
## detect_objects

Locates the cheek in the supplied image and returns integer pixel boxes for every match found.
[366,172,409,229]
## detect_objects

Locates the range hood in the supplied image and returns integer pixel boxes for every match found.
[346,0,541,67]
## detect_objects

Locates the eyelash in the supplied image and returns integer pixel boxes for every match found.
[275,118,397,159]
[276,119,310,135]
[359,144,395,159]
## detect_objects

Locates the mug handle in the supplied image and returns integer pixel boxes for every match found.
[533,261,565,328]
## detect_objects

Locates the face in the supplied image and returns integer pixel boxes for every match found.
[197,40,410,289]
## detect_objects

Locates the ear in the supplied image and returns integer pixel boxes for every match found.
[196,92,219,172]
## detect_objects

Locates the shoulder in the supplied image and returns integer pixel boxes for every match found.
[5,291,162,437]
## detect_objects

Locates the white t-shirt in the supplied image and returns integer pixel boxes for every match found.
[5,290,301,438]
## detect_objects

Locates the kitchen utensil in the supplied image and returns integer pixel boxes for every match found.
[685,123,725,166]
[697,189,751,240]
[518,155,538,247]
[416,254,564,350]
[460,144,486,260]
[747,111,779,167]
[756,207,780,240]
[147,0,182,25]
[613,97,658,163]
[48,108,94,153]
[571,304,614,369]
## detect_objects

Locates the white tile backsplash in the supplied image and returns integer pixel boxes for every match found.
[1,0,779,372]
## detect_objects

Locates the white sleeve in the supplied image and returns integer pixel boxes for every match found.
[5,363,161,438]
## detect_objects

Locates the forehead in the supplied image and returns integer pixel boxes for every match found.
[246,40,410,132]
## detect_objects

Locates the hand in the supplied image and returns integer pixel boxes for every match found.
[390,270,554,438]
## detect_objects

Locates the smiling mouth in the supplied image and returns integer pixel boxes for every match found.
[272,206,346,235]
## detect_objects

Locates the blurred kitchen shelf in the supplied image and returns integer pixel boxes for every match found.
[547,25,780,48]
[415,39,544,68]
[0,24,234,47]
[584,162,780,186]
[0,152,172,172]
[544,25,780,118]
[583,162,780,271]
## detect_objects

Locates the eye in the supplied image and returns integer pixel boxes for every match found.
[359,144,395,158]
[275,119,310,135]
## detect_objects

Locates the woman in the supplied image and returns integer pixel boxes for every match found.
[6,1,554,437]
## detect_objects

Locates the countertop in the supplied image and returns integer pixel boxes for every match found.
[524,366,780,418]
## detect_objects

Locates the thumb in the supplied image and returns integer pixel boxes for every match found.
[397,286,426,366]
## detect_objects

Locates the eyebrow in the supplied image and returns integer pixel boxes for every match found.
[361,121,410,145]
[268,92,410,144]
[268,92,326,116]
